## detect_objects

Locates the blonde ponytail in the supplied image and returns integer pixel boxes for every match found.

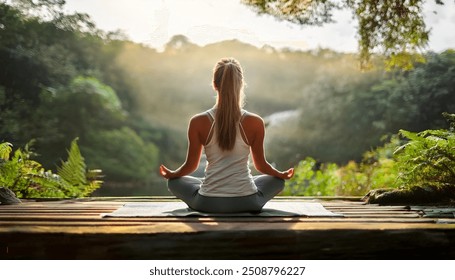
[212,58,245,151]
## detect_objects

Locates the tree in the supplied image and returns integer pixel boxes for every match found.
[242,0,448,68]
[0,1,105,147]
[35,76,126,167]
[363,50,455,135]
[165,35,197,53]
[8,0,96,32]
[82,127,159,183]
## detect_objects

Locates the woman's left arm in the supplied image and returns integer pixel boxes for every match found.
[246,115,294,180]
[160,116,204,179]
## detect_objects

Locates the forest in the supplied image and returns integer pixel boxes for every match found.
[1,1,454,199]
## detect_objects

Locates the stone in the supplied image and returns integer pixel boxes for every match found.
[0,187,21,205]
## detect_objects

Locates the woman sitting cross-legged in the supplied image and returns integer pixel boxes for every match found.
[159,57,294,213]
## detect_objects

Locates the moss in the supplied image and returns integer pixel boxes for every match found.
[362,185,455,205]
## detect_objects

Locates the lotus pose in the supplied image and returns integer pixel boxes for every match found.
[159,58,294,213]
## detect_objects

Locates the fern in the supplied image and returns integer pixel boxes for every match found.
[57,138,87,186]
[85,168,103,196]
[394,113,455,189]
[0,142,12,161]
[0,143,64,198]
[1,139,102,198]
[57,138,102,197]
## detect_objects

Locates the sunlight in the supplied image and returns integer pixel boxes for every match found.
[64,0,356,52]
[62,0,455,54]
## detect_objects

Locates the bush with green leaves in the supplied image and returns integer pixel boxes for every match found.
[335,135,401,196]
[0,138,102,198]
[283,157,339,196]
[283,135,401,196]
[394,113,455,190]
[284,113,454,198]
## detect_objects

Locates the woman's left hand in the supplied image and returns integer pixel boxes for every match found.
[279,168,295,180]
[159,164,174,179]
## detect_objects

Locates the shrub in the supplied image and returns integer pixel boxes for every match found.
[394,112,455,190]
[284,157,339,196]
[0,138,102,198]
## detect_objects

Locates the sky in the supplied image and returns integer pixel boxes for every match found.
[64,0,455,53]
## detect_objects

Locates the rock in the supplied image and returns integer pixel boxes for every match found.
[0,187,21,205]
[362,185,455,205]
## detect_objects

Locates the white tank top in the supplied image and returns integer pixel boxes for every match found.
[199,108,258,197]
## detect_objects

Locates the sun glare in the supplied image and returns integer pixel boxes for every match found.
[64,0,455,53]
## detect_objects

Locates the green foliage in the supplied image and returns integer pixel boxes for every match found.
[242,0,341,26]
[284,157,339,196]
[374,51,455,134]
[1,1,163,193]
[0,139,102,198]
[243,0,447,69]
[335,136,401,196]
[10,0,96,32]
[82,127,159,182]
[71,76,122,112]
[364,113,455,203]
[284,138,401,197]
[336,161,368,196]
[58,138,87,187]
[0,142,13,160]
[394,114,455,189]
[57,138,102,197]
[285,114,454,197]
[266,50,455,167]
[282,133,392,196]
[0,141,66,197]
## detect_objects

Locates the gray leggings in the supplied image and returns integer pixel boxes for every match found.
[167,175,285,213]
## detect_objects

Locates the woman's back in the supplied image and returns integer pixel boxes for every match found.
[199,108,257,197]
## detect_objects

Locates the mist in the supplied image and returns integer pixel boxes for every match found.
[112,36,389,168]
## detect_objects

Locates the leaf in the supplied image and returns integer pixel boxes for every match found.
[57,137,87,187]
[0,142,13,161]
[393,142,412,155]
[399,129,420,141]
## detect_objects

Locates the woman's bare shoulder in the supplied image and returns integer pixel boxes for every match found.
[243,111,264,125]
[190,111,211,121]
[242,111,265,133]
[189,111,212,130]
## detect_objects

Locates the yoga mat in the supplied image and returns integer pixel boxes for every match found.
[101,201,343,217]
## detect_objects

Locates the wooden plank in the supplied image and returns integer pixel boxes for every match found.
[0,198,453,227]
[0,218,438,228]
[0,210,117,214]
[0,211,422,220]
[0,210,410,216]
[334,211,417,215]
[323,205,409,209]
[2,227,454,260]
[2,197,455,260]
[1,221,455,235]
[339,214,421,218]
[0,202,409,211]
[117,217,434,223]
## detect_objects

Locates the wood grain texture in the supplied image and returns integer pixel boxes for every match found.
[1,197,454,259]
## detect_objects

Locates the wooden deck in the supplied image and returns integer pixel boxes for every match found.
[1,197,455,260]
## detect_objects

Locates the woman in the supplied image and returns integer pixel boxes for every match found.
[159,58,294,213]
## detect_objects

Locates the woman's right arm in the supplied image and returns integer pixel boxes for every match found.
[245,115,294,180]
[159,115,206,179]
